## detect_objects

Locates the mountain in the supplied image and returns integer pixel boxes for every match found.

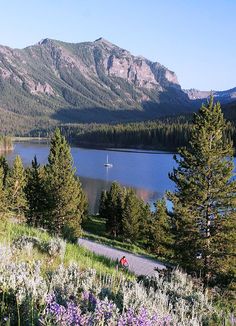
[0,37,191,134]
[184,87,236,104]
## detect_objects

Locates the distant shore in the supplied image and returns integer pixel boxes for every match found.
[12,137,176,154]
[12,137,49,143]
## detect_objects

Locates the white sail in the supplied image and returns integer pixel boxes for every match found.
[104,154,113,168]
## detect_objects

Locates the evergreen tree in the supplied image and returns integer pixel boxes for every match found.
[138,201,152,244]
[99,190,108,219]
[104,182,125,237]
[122,188,141,241]
[0,156,9,186]
[0,166,7,214]
[149,199,173,258]
[25,156,47,227]
[7,155,27,218]
[168,98,236,285]
[45,128,87,235]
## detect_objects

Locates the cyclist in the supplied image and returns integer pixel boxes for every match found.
[119,256,129,269]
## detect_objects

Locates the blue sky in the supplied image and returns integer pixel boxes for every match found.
[0,0,235,90]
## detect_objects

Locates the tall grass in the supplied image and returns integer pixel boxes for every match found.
[82,216,157,259]
[0,219,234,325]
[0,218,132,278]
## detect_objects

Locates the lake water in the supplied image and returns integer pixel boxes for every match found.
[5,142,177,213]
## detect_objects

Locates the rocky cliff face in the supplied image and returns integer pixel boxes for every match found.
[0,37,192,133]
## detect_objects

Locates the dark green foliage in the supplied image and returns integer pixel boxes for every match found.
[168,98,236,286]
[99,190,108,219]
[100,182,125,237]
[99,183,149,242]
[7,155,27,218]
[0,156,9,186]
[45,128,87,235]
[148,199,173,258]
[25,156,48,227]
[122,188,143,242]
[0,167,7,213]
[63,116,192,151]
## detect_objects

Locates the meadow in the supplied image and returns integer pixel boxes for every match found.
[0,219,234,325]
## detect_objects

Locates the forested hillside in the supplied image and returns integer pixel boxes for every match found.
[0,38,193,134]
[55,113,235,151]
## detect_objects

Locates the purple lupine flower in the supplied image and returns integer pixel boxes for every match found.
[118,307,171,326]
[118,308,137,326]
[82,291,89,301]
[88,292,97,306]
[94,298,117,323]
[40,295,92,326]
[41,293,171,326]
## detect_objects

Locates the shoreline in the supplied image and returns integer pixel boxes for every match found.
[12,137,176,154]
[12,137,49,142]
[71,141,176,154]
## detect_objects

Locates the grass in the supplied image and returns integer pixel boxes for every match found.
[82,216,157,259]
[0,218,134,279]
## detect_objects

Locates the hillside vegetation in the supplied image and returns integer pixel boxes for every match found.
[0,38,192,134]
[0,219,232,325]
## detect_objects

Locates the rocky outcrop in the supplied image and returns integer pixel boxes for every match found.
[107,54,158,88]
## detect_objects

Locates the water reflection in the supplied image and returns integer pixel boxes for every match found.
[80,176,161,213]
[5,142,175,214]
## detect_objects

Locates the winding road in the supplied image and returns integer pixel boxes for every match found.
[78,238,167,277]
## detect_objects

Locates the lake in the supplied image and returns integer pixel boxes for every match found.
[5,142,177,213]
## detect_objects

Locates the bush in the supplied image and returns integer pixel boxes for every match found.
[45,237,66,259]
[13,235,41,249]
[0,242,232,325]
[12,235,66,260]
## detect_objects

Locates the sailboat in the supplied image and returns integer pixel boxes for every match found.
[104,155,113,168]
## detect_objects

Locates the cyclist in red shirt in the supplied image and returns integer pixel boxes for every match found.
[119,256,129,269]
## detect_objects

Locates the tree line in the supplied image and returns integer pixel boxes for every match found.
[57,115,236,152]
[60,117,192,151]
[0,128,87,241]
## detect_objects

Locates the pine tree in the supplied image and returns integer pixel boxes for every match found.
[99,190,108,219]
[122,188,141,241]
[138,201,152,245]
[149,199,173,258]
[0,156,9,214]
[104,182,125,237]
[7,155,27,218]
[168,98,236,285]
[45,128,87,235]
[0,166,7,214]
[0,156,9,186]
[25,156,47,227]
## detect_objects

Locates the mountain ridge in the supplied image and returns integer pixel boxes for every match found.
[184,87,236,103]
[0,37,193,133]
[0,37,234,134]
